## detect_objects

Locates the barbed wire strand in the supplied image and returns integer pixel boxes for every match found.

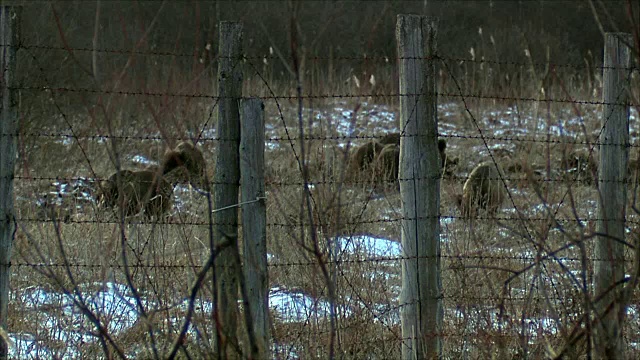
[4,42,640,72]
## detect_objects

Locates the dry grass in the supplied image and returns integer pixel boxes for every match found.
[7,21,640,357]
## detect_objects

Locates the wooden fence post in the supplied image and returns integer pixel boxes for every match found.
[214,21,243,359]
[0,6,19,359]
[240,98,269,358]
[595,32,631,359]
[396,14,443,360]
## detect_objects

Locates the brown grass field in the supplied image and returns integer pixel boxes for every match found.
[5,5,640,358]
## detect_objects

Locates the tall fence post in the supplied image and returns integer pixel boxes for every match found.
[0,6,19,359]
[214,21,243,359]
[396,14,443,359]
[595,32,631,358]
[240,98,269,358]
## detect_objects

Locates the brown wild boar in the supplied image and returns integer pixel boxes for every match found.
[374,144,400,189]
[378,132,401,146]
[99,169,173,218]
[372,138,447,186]
[161,141,208,190]
[378,133,447,166]
[378,132,447,165]
[98,141,207,218]
[348,141,385,182]
[438,138,447,168]
[461,161,506,218]
[350,137,447,188]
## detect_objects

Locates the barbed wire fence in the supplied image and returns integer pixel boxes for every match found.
[1,6,640,359]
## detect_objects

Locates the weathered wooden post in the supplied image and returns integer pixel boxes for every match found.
[0,6,19,359]
[214,21,243,359]
[240,98,269,358]
[396,14,443,359]
[595,32,631,359]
